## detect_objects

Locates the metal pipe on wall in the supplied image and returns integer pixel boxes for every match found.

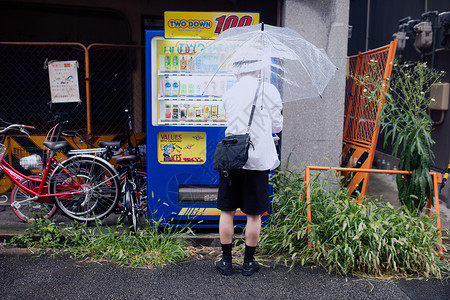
[365,0,371,51]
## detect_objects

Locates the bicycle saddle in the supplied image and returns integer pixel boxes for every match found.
[43,141,70,152]
[116,155,139,164]
[98,141,120,149]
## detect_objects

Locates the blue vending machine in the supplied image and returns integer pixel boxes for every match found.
[145,30,243,227]
[145,13,268,228]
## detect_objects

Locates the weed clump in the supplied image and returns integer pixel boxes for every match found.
[7,218,191,267]
[260,168,446,278]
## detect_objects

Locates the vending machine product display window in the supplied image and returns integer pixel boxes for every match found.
[151,36,236,127]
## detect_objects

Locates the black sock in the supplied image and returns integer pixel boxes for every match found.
[244,245,256,263]
[221,243,232,262]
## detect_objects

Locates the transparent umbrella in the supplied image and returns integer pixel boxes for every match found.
[187,23,337,102]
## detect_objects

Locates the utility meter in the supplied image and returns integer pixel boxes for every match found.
[414,21,433,49]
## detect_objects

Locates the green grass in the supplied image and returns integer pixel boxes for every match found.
[260,168,447,278]
[5,167,448,278]
[7,218,191,268]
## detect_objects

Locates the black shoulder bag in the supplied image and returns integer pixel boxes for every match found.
[212,80,261,177]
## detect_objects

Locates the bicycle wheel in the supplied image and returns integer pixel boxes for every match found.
[10,176,57,223]
[119,170,147,215]
[49,155,120,222]
[134,193,147,231]
[135,170,147,214]
[123,182,137,231]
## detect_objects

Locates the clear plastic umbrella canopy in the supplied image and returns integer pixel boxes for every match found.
[187,23,337,102]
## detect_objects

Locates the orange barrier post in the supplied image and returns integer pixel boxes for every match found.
[303,166,443,258]
[304,166,311,235]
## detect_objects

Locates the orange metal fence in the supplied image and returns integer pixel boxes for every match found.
[341,40,397,196]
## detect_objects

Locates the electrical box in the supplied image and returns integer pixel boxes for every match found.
[430,82,449,111]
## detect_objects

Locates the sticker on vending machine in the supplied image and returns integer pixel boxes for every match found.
[158,131,206,164]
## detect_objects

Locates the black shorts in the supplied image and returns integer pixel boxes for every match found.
[217,169,270,215]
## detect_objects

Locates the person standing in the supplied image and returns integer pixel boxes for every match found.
[215,50,283,276]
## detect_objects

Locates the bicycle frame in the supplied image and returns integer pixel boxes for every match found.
[0,156,84,203]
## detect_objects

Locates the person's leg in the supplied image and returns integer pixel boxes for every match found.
[216,210,236,275]
[242,214,262,276]
[245,214,261,247]
[240,169,268,276]
[219,210,236,245]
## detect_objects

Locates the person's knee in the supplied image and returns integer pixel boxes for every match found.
[221,210,236,219]
[246,214,261,223]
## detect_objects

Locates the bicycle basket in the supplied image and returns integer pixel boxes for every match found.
[13,147,44,170]
[0,144,6,160]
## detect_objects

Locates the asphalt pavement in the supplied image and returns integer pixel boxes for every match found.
[1,173,450,299]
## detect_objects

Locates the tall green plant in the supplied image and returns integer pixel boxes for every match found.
[379,62,444,213]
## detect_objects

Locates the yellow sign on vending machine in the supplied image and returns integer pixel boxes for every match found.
[158,131,207,164]
[164,11,260,40]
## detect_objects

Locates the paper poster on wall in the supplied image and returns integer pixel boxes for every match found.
[48,60,81,103]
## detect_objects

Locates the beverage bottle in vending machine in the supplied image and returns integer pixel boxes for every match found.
[164,47,171,72]
[194,47,203,72]
[210,79,217,97]
[219,104,226,121]
[171,77,180,97]
[172,46,180,72]
[195,105,203,121]
[187,106,195,121]
[180,106,187,120]
[180,46,188,72]
[172,104,179,121]
[211,105,218,120]
[187,77,195,95]
[196,80,205,96]
[188,46,195,72]
[164,104,172,120]
[203,105,211,121]
[162,76,171,97]
[179,77,187,96]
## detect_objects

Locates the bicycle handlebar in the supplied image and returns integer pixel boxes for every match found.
[0,124,35,134]
[48,116,69,126]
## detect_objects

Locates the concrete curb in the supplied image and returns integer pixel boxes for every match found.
[0,245,38,256]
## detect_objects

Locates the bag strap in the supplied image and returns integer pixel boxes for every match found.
[246,78,263,133]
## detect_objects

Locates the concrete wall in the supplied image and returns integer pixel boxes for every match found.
[281,0,349,169]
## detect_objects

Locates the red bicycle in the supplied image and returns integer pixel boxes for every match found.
[1,122,120,223]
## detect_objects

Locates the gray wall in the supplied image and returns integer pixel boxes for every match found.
[281,0,349,169]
